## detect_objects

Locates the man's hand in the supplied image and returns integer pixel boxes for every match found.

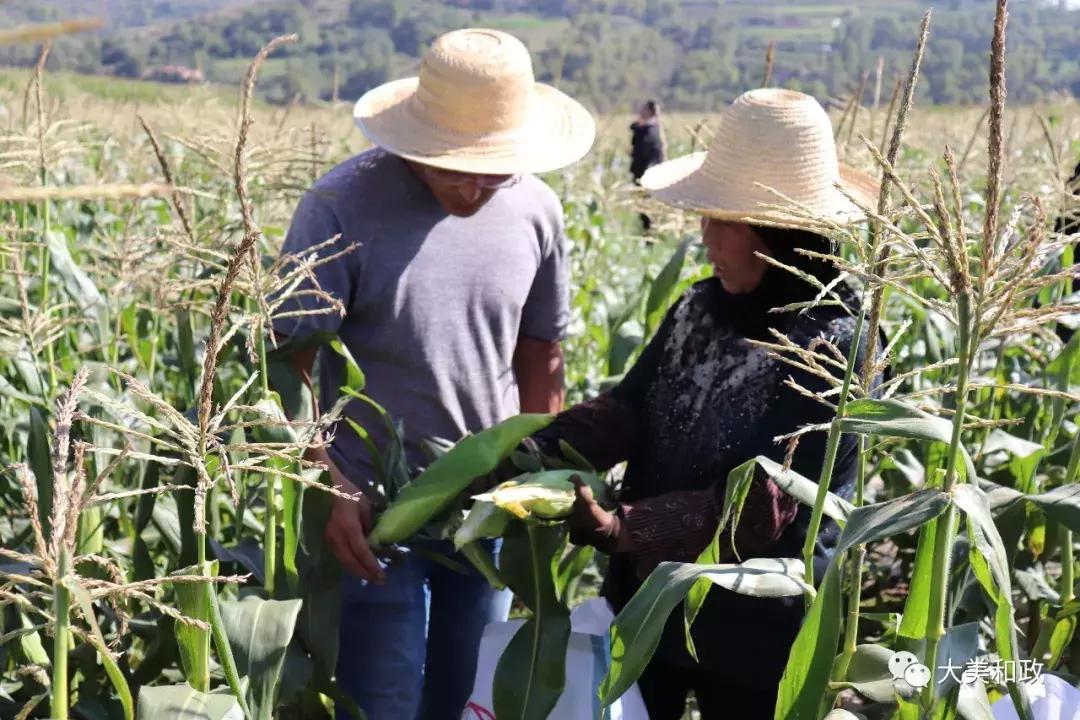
[325,478,385,583]
[277,343,385,583]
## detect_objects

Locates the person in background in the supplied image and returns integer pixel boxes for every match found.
[630,99,665,230]
[533,89,880,719]
[1052,159,1080,341]
[271,28,595,720]
[1057,159,1080,237]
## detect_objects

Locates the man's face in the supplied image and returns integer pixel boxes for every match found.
[409,162,521,217]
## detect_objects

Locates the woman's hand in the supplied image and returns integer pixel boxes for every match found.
[567,476,631,553]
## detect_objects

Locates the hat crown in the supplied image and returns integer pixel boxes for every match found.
[700,88,842,208]
[414,28,534,137]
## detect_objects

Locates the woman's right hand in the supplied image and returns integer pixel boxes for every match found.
[567,476,631,554]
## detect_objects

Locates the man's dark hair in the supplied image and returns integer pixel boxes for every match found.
[644,99,659,114]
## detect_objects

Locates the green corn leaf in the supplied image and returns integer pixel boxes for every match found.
[776,490,950,720]
[460,541,506,590]
[175,464,200,567]
[176,309,197,405]
[206,574,255,720]
[1020,485,1080,534]
[0,373,46,407]
[281,473,302,594]
[135,460,162,534]
[898,518,939,641]
[718,458,757,559]
[602,557,809,707]
[121,304,154,372]
[683,524,723,663]
[18,611,50,667]
[294,489,343,680]
[756,455,854,524]
[983,430,1046,494]
[9,340,44,399]
[28,407,53,541]
[173,563,213,693]
[65,578,134,720]
[1047,331,1080,391]
[833,628,978,712]
[251,395,300,595]
[839,399,976,481]
[834,491,951,558]
[454,500,513,550]
[219,596,303,720]
[555,543,594,603]
[775,562,844,720]
[956,680,995,720]
[685,456,854,661]
[46,229,109,340]
[842,644,897,703]
[369,413,553,546]
[607,320,644,377]
[151,493,184,559]
[1049,615,1077,667]
[493,522,570,720]
[328,338,365,393]
[954,485,1019,664]
[684,457,759,661]
[137,684,244,720]
[645,238,691,334]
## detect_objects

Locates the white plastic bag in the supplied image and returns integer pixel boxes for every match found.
[462,598,649,720]
[992,674,1080,720]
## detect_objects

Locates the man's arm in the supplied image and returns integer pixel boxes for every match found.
[285,347,384,583]
[513,336,565,414]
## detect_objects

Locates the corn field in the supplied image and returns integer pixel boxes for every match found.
[1,3,1080,719]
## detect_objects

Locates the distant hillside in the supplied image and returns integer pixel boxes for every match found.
[0,0,261,30]
[0,0,1078,110]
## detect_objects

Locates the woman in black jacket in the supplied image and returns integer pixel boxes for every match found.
[533,89,881,719]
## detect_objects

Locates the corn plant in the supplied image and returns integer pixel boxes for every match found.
[1,4,1079,720]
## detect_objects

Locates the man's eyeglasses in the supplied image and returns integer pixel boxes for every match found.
[424,166,523,190]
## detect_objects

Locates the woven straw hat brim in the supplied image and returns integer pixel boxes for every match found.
[353,77,596,175]
[641,152,879,227]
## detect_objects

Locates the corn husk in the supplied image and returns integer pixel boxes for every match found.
[453,500,513,549]
[472,470,611,522]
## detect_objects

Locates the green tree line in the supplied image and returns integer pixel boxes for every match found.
[1,0,1079,109]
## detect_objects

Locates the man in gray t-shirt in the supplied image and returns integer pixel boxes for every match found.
[273,28,594,720]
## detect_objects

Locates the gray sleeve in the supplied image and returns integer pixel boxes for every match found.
[271,191,352,341]
[519,212,570,342]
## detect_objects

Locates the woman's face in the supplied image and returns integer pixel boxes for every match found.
[700,218,772,294]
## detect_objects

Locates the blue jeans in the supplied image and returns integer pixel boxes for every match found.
[336,539,512,720]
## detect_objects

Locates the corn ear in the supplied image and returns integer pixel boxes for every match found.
[475,470,611,522]
[454,500,514,549]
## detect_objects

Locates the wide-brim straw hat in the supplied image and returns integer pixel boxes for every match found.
[353,28,596,175]
[641,88,878,226]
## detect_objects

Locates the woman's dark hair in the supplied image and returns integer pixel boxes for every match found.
[644,99,659,115]
[753,225,841,287]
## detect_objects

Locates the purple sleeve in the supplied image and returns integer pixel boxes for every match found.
[271,192,352,342]
[620,470,799,575]
[534,392,641,472]
[519,215,569,342]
